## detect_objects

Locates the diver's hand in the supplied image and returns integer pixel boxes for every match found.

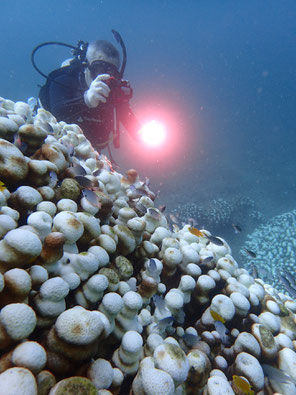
[84,74,111,108]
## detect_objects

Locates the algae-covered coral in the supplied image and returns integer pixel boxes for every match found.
[0,97,296,394]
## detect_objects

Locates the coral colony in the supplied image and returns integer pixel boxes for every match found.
[0,97,296,394]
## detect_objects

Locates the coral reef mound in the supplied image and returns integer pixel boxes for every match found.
[0,96,296,394]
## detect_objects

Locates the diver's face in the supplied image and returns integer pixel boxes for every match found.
[85,50,120,86]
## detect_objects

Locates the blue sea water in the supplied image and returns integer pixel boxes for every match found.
[1,0,296,261]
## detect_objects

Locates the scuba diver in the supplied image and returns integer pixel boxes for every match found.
[32,30,141,154]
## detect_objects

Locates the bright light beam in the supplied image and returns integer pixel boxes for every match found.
[138,120,166,147]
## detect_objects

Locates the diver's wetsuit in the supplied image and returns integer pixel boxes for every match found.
[40,63,140,150]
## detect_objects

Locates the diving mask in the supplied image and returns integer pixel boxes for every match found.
[87,60,120,80]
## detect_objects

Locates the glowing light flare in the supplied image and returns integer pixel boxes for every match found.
[138,120,167,147]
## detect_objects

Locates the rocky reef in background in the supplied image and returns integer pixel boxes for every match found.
[0,96,296,394]
[171,197,265,236]
[241,209,296,299]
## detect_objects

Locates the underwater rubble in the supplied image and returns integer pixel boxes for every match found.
[0,96,296,394]
[171,197,265,236]
[241,209,296,298]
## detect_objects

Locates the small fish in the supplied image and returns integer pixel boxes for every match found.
[0,181,6,192]
[48,171,58,188]
[147,258,158,278]
[202,256,214,265]
[281,269,296,287]
[182,333,200,347]
[82,189,99,207]
[166,218,174,232]
[214,321,230,345]
[61,141,75,156]
[232,375,254,395]
[206,235,224,246]
[232,224,242,233]
[210,310,226,324]
[250,263,258,279]
[135,202,147,215]
[262,364,296,385]
[75,176,94,189]
[128,185,148,199]
[147,208,161,220]
[137,188,149,197]
[93,168,102,177]
[70,164,86,176]
[153,295,167,313]
[188,226,204,237]
[155,316,174,331]
[158,205,166,212]
[278,272,296,298]
[39,121,54,133]
[244,248,257,258]
[144,176,150,187]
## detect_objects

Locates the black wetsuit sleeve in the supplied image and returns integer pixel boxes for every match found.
[48,72,86,123]
[118,103,142,142]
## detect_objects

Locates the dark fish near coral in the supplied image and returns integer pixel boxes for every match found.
[49,171,58,188]
[202,256,214,265]
[262,364,296,384]
[40,121,54,133]
[61,141,75,156]
[134,202,147,215]
[153,295,167,314]
[93,168,102,177]
[232,224,242,233]
[182,333,201,347]
[82,189,99,207]
[70,164,87,176]
[147,258,158,278]
[75,176,95,189]
[137,188,149,197]
[281,269,296,287]
[250,263,258,279]
[206,235,224,246]
[244,248,257,258]
[128,185,148,199]
[214,321,230,345]
[278,272,296,298]
[147,208,161,220]
[155,316,174,331]
[166,217,174,232]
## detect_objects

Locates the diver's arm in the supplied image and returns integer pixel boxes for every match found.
[118,103,141,142]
